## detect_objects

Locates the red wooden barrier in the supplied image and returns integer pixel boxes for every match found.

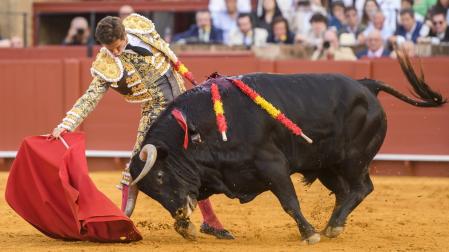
[371,58,449,155]
[0,51,448,175]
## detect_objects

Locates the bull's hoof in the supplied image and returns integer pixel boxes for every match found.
[304,233,321,245]
[323,226,344,238]
[174,219,197,241]
[200,222,235,240]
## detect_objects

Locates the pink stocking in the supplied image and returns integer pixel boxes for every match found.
[198,198,224,230]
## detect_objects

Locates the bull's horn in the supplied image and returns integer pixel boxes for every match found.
[124,184,139,217]
[131,144,158,186]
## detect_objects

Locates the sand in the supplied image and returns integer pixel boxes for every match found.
[1,171,449,251]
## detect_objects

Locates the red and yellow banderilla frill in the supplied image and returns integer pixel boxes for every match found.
[211,83,228,141]
[174,60,197,86]
[211,79,312,144]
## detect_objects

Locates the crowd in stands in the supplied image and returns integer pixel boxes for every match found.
[170,0,449,59]
[17,0,447,59]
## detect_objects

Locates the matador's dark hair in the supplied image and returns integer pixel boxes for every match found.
[95,16,126,45]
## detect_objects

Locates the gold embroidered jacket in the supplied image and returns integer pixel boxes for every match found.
[58,14,187,154]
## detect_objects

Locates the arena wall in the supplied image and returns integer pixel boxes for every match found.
[0,48,448,175]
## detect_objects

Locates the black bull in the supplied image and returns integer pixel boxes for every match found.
[128,57,446,244]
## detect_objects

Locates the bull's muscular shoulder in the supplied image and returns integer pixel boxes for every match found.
[122,13,156,35]
[90,47,124,82]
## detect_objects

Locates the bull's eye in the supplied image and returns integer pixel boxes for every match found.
[156,171,163,184]
[191,133,202,144]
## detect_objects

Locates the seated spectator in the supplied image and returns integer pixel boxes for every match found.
[10,36,24,48]
[62,16,91,46]
[119,5,134,20]
[414,0,437,17]
[338,6,365,46]
[357,29,391,58]
[228,13,269,46]
[360,11,395,43]
[289,0,326,38]
[255,0,284,32]
[361,0,380,27]
[328,1,347,31]
[311,29,357,60]
[0,35,24,48]
[419,10,449,43]
[211,0,239,44]
[401,0,424,22]
[379,0,401,32]
[267,16,295,44]
[296,13,328,47]
[209,0,252,13]
[426,0,449,23]
[257,0,295,19]
[173,10,224,44]
[389,8,426,44]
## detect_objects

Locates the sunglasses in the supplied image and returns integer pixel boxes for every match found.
[433,20,444,25]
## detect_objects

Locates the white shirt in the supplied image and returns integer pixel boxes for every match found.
[367,47,385,58]
[209,0,251,12]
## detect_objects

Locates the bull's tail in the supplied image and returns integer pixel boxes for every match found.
[359,52,447,107]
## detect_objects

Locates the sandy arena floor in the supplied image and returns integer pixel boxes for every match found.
[1,171,449,251]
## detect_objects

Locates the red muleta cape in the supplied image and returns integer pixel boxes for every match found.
[5,132,142,242]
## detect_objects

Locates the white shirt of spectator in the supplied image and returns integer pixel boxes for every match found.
[377,0,401,32]
[209,0,251,13]
[212,12,238,44]
[367,46,386,58]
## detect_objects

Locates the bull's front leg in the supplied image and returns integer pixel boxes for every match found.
[255,146,320,245]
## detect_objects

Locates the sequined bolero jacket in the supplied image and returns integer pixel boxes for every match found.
[58,14,186,131]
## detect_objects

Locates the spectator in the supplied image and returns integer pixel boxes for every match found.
[414,0,438,17]
[361,0,380,27]
[296,13,328,47]
[228,13,269,46]
[389,8,426,44]
[379,0,402,32]
[360,10,395,43]
[338,6,365,45]
[10,36,24,48]
[357,29,391,58]
[257,0,291,21]
[289,0,326,38]
[402,0,425,21]
[267,16,296,43]
[328,1,347,31]
[255,0,284,31]
[173,10,224,44]
[119,5,134,20]
[211,0,239,44]
[311,29,357,60]
[419,10,449,42]
[209,0,252,13]
[63,16,91,45]
[426,0,449,22]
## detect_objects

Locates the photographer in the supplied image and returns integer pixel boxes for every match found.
[63,17,91,46]
[311,29,357,61]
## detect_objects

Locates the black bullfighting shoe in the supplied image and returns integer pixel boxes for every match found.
[200,222,235,240]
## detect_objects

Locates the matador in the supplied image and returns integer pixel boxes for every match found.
[51,14,233,239]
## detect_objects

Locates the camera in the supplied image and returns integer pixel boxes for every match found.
[76,28,85,36]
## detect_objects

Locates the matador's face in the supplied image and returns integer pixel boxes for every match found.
[104,37,127,57]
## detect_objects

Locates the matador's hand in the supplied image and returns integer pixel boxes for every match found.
[50,127,67,139]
